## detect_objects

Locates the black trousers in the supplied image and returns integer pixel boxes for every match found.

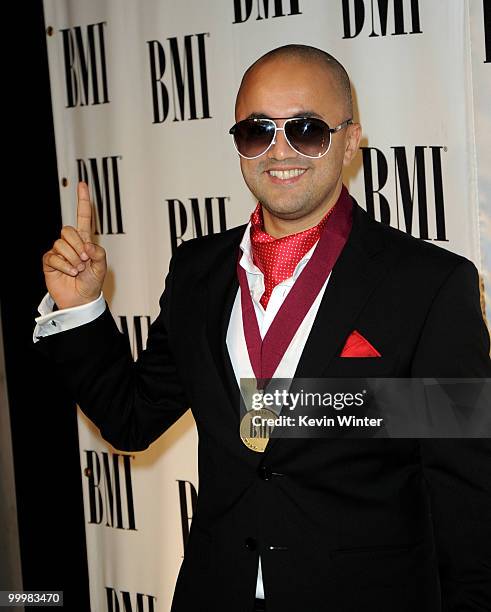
[254,599,266,612]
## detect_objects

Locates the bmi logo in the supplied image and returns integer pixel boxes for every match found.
[60,22,109,107]
[105,588,156,612]
[166,196,229,253]
[177,480,197,556]
[233,0,302,22]
[77,156,124,235]
[83,451,136,530]
[147,33,211,123]
[357,145,447,241]
[118,316,151,361]
[342,0,422,38]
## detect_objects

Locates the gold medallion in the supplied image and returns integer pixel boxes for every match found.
[240,408,277,453]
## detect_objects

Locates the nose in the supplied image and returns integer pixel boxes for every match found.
[267,125,295,160]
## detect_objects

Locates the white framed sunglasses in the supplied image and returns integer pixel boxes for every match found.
[229,116,353,159]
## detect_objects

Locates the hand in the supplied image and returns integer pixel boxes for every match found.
[42,181,107,309]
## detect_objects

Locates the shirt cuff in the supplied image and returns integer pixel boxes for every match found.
[33,291,106,343]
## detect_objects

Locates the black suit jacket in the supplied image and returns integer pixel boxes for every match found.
[36,202,491,612]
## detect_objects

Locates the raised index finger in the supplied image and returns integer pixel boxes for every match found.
[77,181,93,242]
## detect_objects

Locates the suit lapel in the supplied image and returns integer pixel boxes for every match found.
[264,204,394,457]
[205,226,245,415]
[294,206,391,378]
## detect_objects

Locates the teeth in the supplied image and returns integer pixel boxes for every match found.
[268,169,306,179]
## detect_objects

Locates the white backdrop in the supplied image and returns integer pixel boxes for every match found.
[42,1,490,610]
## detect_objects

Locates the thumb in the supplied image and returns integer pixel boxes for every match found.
[84,242,107,274]
[85,241,105,260]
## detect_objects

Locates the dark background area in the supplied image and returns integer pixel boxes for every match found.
[3,1,90,609]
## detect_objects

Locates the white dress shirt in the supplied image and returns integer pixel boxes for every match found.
[33,291,105,341]
[33,222,331,599]
[227,223,330,598]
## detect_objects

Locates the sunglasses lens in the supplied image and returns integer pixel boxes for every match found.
[286,118,330,157]
[232,120,275,158]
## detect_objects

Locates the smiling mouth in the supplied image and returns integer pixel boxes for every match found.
[266,168,307,181]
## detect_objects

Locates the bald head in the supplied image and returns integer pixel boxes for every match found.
[232,44,362,237]
[236,44,353,118]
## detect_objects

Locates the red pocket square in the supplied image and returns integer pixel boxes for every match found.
[340,330,381,358]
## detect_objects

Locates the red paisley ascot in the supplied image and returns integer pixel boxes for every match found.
[249,203,336,308]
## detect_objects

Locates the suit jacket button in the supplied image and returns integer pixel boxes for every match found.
[245,537,257,551]
[258,466,272,480]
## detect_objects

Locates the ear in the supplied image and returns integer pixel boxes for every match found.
[343,123,362,166]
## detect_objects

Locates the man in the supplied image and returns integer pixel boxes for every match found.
[34,45,490,612]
